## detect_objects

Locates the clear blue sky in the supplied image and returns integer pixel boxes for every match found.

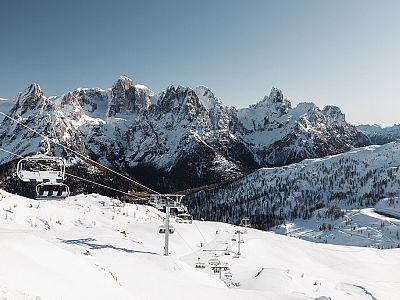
[1,0,399,125]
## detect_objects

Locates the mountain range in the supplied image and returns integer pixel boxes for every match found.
[0,76,379,195]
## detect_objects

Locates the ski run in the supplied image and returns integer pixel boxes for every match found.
[0,190,399,300]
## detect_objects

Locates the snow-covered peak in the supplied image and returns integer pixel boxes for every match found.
[23,83,43,99]
[134,84,150,91]
[12,83,49,116]
[254,87,292,115]
[58,92,84,120]
[357,123,400,145]
[322,105,346,125]
[295,102,317,113]
[114,76,134,89]
[194,85,222,110]
[267,86,284,103]
[108,76,153,116]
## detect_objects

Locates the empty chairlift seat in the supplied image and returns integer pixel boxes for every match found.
[195,258,206,269]
[208,256,220,266]
[36,183,70,200]
[224,272,233,279]
[17,155,66,183]
[158,225,175,234]
[176,213,193,224]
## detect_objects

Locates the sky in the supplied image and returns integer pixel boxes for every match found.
[0,0,399,126]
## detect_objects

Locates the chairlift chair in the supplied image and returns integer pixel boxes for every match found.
[17,155,66,183]
[176,213,193,224]
[224,272,233,279]
[176,205,186,214]
[233,252,241,258]
[195,257,206,269]
[35,182,70,200]
[158,224,175,234]
[220,265,230,271]
[242,217,251,228]
[159,225,166,234]
[208,255,220,266]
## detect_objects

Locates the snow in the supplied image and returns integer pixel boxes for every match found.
[134,84,149,90]
[0,190,399,299]
[274,206,400,249]
[375,197,400,219]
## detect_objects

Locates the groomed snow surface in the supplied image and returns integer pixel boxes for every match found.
[0,190,399,300]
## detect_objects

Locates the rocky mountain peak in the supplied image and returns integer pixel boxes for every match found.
[0,79,371,193]
[25,83,43,98]
[322,105,346,125]
[194,85,222,111]
[113,76,134,91]
[58,92,84,121]
[13,83,48,115]
[253,87,292,117]
[108,76,151,117]
[268,86,284,103]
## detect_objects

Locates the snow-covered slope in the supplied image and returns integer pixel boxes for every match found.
[0,78,368,193]
[0,190,399,300]
[273,206,400,249]
[236,88,367,166]
[185,141,400,230]
[358,124,400,145]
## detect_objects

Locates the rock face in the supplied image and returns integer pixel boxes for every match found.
[0,77,369,193]
[234,88,368,166]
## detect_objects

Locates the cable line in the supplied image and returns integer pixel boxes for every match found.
[0,111,210,255]
[0,147,141,200]
[0,111,158,195]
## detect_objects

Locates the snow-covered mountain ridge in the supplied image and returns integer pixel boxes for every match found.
[184,141,400,230]
[357,124,400,145]
[0,77,368,193]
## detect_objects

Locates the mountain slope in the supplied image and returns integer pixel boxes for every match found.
[358,124,400,144]
[1,190,399,300]
[184,141,400,229]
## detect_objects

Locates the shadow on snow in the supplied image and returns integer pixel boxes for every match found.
[58,238,159,255]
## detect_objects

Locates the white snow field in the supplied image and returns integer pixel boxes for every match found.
[0,190,399,300]
[273,197,400,249]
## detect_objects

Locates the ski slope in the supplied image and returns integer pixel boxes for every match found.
[0,190,399,300]
[273,197,400,249]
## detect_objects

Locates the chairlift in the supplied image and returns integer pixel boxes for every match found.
[241,217,251,229]
[176,205,186,214]
[208,255,220,266]
[195,257,206,269]
[233,252,241,258]
[224,272,233,279]
[17,155,65,183]
[158,224,175,234]
[176,213,193,224]
[36,183,70,200]
[212,266,220,273]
